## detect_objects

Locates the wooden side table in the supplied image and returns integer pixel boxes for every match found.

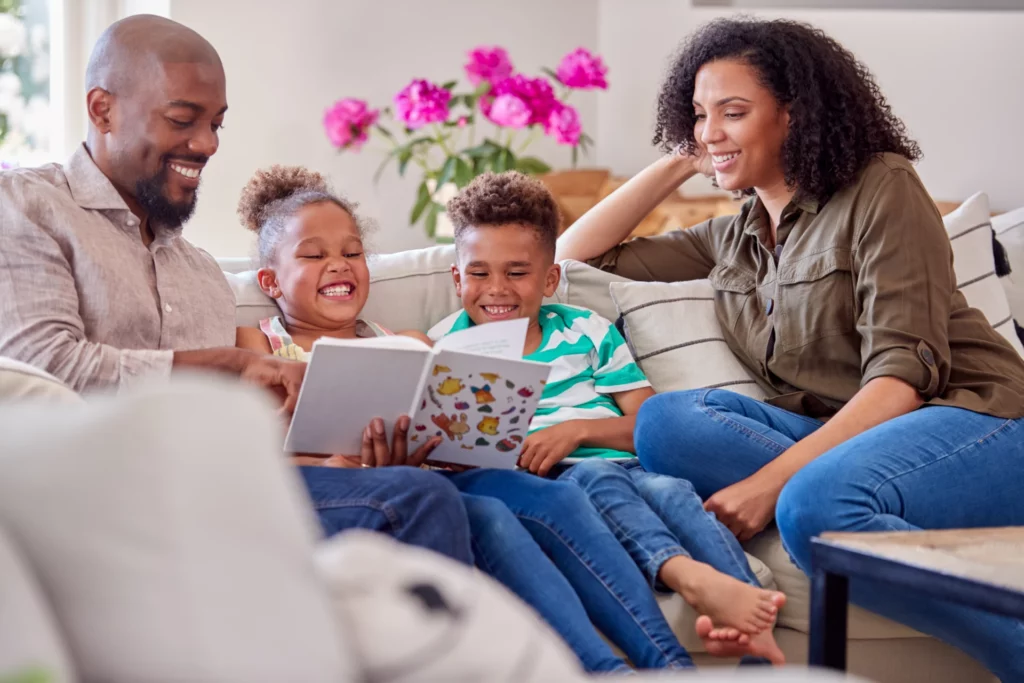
[809,528,1024,672]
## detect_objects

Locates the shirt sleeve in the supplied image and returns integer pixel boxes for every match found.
[853,168,952,399]
[0,188,173,393]
[586,217,720,282]
[588,314,651,394]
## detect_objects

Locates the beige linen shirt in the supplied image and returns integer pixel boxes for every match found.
[0,144,235,393]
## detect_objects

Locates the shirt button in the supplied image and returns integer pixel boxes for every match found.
[921,347,935,365]
[765,298,774,315]
[164,303,173,314]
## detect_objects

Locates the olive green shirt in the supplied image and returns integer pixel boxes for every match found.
[592,153,1024,419]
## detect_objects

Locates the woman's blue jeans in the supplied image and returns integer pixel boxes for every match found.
[448,469,694,673]
[635,388,1024,682]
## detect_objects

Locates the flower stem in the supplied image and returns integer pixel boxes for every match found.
[433,124,453,156]
[515,128,540,154]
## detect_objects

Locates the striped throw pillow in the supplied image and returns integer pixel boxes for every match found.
[609,279,769,399]
[993,206,1024,346]
[944,192,1024,357]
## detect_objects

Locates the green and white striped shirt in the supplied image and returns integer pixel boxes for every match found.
[446,304,650,459]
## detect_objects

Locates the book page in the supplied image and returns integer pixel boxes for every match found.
[434,318,528,360]
[313,335,429,352]
[410,350,551,469]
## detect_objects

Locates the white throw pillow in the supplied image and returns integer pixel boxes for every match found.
[944,192,1024,356]
[316,529,586,682]
[0,523,76,683]
[609,279,768,400]
[0,377,352,683]
[993,206,1024,337]
[0,357,80,404]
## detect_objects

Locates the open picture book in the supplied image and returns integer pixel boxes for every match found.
[284,318,552,469]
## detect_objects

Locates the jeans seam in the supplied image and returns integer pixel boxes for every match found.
[310,498,402,534]
[512,510,683,667]
[698,389,792,454]
[867,419,1016,501]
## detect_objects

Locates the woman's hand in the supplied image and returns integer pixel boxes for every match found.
[703,472,785,542]
[675,142,714,178]
[518,423,582,477]
[361,416,443,468]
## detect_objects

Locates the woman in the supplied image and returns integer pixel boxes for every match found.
[557,17,1024,679]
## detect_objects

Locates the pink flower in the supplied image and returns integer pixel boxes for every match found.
[394,79,451,129]
[464,46,513,86]
[457,116,469,128]
[545,102,582,146]
[488,94,531,129]
[482,75,557,127]
[323,98,379,151]
[556,48,608,90]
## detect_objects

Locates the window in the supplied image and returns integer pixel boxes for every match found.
[0,0,54,168]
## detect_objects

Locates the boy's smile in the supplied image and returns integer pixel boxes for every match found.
[452,223,561,332]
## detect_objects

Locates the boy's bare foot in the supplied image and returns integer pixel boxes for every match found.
[695,615,786,665]
[659,556,786,633]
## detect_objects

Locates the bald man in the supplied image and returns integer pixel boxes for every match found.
[0,15,474,563]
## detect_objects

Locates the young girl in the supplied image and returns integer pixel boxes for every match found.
[233,165,747,673]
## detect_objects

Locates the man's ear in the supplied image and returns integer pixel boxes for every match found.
[543,262,561,298]
[86,88,114,133]
[256,268,281,299]
[451,264,463,298]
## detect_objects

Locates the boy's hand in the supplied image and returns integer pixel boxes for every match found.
[518,423,582,477]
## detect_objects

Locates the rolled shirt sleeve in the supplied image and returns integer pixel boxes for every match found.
[587,217,720,282]
[853,168,953,399]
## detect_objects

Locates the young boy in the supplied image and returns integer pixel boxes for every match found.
[443,171,786,662]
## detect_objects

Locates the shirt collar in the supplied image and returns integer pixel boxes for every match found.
[742,193,821,237]
[65,144,131,212]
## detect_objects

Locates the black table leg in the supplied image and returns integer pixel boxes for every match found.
[809,568,849,670]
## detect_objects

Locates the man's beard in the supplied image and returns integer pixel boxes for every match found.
[134,164,200,230]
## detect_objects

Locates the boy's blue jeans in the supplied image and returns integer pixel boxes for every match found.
[635,388,1024,682]
[559,458,763,590]
[448,469,695,673]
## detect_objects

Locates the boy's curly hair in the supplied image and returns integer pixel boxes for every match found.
[446,171,560,258]
[654,17,921,202]
[237,165,372,266]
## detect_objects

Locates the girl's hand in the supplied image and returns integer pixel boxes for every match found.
[518,423,582,477]
[361,416,442,468]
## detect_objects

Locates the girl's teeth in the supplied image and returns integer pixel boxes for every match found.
[320,286,352,296]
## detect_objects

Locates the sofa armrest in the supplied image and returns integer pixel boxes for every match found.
[0,357,81,404]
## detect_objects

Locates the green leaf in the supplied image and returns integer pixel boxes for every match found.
[492,148,515,173]
[441,80,458,91]
[571,145,579,168]
[397,148,413,176]
[435,156,458,191]
[453,157,475,187]
[472,82,492,98]
[410,181,431,224]
[424,203,441,238]
[514,156,552,175]
[373,124,394,139]
[541,67,562,85]
[462,140,501,159]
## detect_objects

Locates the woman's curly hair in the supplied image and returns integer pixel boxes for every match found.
[654,17,921,202]
[237,165,373,266]
[447,171,561,257]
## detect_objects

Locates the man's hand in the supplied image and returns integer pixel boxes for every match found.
[238,353,307,415]
[361,416,443,468]
[518,422,582,477]
[703,472,784,542]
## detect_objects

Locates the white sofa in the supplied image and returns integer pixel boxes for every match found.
[220,245,995,683]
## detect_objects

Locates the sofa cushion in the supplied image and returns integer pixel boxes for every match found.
[0,356,80,404]
[993,206,1024,337]
[744,529,925,640]
[0,522,76,681]
[944,193,1024,356]
[608,279,768,400]
[0,377,352,682]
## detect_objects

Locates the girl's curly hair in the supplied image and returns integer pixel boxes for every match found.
[237,165,373,266]
[654,17,921,202]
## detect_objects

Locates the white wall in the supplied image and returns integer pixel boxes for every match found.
[170,0,600,258]
[596,1,1024,212]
